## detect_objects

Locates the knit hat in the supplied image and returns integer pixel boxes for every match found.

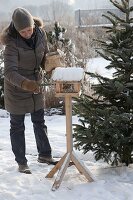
[12,7,34,31]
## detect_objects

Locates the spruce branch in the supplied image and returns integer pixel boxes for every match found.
[102,14,117,25]
[107,11,126,23]
[110,0,128,13]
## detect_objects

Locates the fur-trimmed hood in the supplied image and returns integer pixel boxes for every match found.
[0,17,44,45]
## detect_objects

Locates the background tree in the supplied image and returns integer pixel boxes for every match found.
[73,0,133,166]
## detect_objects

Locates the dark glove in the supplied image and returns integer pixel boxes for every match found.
[21,79,40,93]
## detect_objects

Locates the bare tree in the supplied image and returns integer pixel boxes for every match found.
[41,0,74,25]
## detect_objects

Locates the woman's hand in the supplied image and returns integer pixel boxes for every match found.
[21,79,41,93]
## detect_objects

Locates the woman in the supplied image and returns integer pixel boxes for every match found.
[0,7,56,174]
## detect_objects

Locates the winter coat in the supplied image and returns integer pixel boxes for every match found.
[1,18,48,114]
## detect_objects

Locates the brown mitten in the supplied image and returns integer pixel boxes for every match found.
[21,79,40,93]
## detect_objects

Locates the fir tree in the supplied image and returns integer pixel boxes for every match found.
[73,0,133,166]
[0,48,4,108]
[46,21,66,52]
[46,22,79,67]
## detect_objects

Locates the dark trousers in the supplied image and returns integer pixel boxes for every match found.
[10,109,51,165]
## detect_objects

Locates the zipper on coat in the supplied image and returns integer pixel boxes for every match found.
[32,48,38,112]
[32,93,36,113]
[34,48,38,81]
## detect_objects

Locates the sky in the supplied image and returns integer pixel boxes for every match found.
[69,0,75,5]
[0,0,115,11]
[0,0,116,21]
[1,0,133,11]
[1,0,131,22]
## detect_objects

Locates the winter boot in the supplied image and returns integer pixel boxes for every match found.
[37,156,58,165]
[18,164,32,174]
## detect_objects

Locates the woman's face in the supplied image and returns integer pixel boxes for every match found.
[19,26,34,39]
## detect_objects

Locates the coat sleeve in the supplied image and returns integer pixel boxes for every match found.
[4,39,26,88]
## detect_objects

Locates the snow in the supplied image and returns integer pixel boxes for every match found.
[52,67,84,81]
[87,57,113,77]
[77,24,112,28]
[1,57,133,199]
[0,109,9,118]
[87,57,115,84]
[1,109,133,200]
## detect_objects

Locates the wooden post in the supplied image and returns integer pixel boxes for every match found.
[65,95,73,153]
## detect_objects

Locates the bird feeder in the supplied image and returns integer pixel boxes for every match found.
[55,81,81,97]
[46,67,94,191]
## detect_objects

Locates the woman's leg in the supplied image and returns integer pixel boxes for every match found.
[31,109,51,157]
[10,113,27,165]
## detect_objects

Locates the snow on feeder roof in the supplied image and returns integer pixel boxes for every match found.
[51,67,84,81]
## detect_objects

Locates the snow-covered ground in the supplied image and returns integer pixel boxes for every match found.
[87,57,115,84]
[1,109,133,200]
[1,57,133,200]
[87,57,114,78]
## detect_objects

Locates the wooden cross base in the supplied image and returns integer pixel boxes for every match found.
[46,151,94,191]
[46,94,94,190]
